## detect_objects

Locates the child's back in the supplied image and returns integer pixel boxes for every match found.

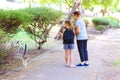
[63,28,74,44]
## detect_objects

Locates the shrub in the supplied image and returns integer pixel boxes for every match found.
[0,9,33,34]
[0,46,10,63]
[0,30,10,63]
[0,7,63,72]
[0,7,63,49]
[95,25,106,31]
[108,17,119,28]
[92,17,110,26]
[0,30,8,43]
[92,17,120,30]
[22,7,63,49]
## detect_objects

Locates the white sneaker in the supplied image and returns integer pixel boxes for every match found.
[65,64,69,67]
[69,65,76,68]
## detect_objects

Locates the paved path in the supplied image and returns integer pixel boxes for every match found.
[1,40,102,80]
[1,29,120,80]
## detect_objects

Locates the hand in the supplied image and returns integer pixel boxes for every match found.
[75,31,79,36]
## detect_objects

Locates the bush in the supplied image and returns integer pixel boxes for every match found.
[92,17,109,26]
[0,7,62,49]
[21,7,63,49]
[92,17,119,30]
[108,17,119,28]
[0,7,63,72]
[0,7,63,49]
[0,30,8,43]
[0,30,10,64]
[0,46,11,63]
[95,25,106,31]
[0,9,33,34]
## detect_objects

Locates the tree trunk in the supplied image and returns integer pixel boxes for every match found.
[55,1,80,40]
[102,8,106,16]
[28,0,32,8]
[59,2,80,31]
[38,43,41,50]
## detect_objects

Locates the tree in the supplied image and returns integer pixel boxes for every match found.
[0,9,32,34]
[82,0,120,16]
[23,0,34,8]
[55,0,81,40]
[23,7,63,49]
[23,0,64,8]
[39,0,64,12]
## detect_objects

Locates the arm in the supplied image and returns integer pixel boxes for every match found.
[75,26,80,36]
[58,27,66,38]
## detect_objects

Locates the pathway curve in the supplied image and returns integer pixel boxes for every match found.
[1,28,120,80]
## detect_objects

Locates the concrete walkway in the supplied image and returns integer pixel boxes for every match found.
[1,39,102,80]
[2,29,120,80]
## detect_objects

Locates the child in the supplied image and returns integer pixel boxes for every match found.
[63,20,75,68]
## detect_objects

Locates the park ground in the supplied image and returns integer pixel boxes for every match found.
[1,27,120,80]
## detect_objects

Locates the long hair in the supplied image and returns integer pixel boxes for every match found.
[65,20,74,30]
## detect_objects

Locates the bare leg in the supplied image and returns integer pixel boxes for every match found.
[65,50,69,65]
[69,49,73,65]
[69,49,75,68]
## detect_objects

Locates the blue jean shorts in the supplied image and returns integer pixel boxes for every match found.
[63,44,74,50]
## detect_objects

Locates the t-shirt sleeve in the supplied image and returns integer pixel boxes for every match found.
[75,21,81,28]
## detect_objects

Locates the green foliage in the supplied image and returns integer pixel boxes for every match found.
[95,25,106,31]
[0,46,11,63]
[39,0,62,4]
[0,30,8,43]
[0,9,33,34]
[82,0,96,9]
[113,60,120,66]
[23,7,62,23]
[11,29,37,49]
[92,17,119,30]
[0,7,63,65]
[92,17,109,26]
[21,7,63,49]
[108,17,119,28]
[65,0,74,7]
[0,29,13,65]
[0,7,63,49]
[82,0,120,11]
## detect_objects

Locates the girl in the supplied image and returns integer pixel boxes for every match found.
[63,20,75,68]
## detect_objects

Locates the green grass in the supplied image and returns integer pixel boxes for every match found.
[11,27,62,49]
[43,37,62,49]
[11,30,37,49]
[113,60,120,66]
[42,26,62,49]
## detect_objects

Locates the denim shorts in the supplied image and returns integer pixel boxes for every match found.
[63,44,74,50]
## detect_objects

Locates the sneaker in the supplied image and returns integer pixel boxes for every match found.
[69,65,76,68]
[76,63,84,67]
[65,64,69,67]
[84,63,89,66]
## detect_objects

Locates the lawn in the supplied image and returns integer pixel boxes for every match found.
[113,60,120,66]
[11,26,62,50]
[11,29,37,49]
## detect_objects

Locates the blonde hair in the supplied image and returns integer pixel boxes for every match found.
[65,20,74,30]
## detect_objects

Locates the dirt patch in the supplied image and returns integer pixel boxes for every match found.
[101,41,120,80]
[102,60,120,80]
[0,25,61,76]
[89,28,120,80]
[0,48,47,75]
